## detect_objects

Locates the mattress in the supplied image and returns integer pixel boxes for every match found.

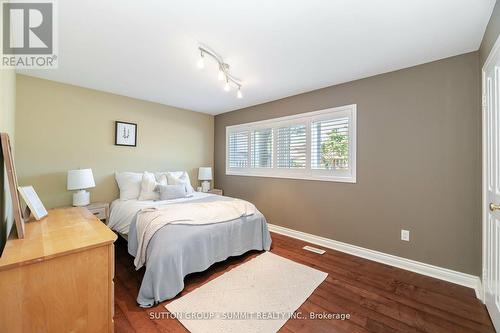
[107,191,214,235]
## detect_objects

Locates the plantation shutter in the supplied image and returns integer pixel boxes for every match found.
[276,124,307,169]
[226,105,356,183]
[251,128,273,168]
[311,117,349,170]
[228,130,249,168]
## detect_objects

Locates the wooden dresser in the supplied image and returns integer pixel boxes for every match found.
[0,207,117,333]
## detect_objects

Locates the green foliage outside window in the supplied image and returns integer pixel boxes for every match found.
[320,128,348,169]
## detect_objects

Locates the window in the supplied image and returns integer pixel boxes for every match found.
[228,130,249,168]
[251,128,273,168]
[226,104,356,183]
[276,125,306,169]
[311,117,349,170]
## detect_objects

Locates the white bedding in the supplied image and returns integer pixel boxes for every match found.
[107,191,214,235]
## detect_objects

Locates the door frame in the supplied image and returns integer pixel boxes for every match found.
[482,34,500,303]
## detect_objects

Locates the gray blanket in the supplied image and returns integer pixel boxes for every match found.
[128,195,272,307]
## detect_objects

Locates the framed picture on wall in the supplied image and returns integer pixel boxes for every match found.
[115,121,137,147]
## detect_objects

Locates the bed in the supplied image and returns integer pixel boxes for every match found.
[107,191,272,307]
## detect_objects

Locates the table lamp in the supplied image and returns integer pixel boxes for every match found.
[198,167,212,192]
[67,168,95,206]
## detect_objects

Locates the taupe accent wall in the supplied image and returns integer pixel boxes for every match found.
[15,75,214,208]
[480,0,500,66]
[215,52,481,275]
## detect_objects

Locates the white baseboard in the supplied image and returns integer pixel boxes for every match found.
[268,224,483,300]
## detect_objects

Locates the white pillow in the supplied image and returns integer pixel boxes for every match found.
[157,173,168,186]
[154,172,168,182]
[138,172,160,201]
[115,172,142,200]
[154,171,183,183]
[166,171,194,194]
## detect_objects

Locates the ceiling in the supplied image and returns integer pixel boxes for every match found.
[19,0,496,115]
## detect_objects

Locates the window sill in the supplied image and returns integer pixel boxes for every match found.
[225,170,356,183]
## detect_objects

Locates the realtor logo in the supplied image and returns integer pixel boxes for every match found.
[1,0,57,68]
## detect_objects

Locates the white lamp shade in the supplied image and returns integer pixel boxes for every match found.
[67,169,95,190]
[198,167,212,181]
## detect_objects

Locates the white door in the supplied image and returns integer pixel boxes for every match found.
[483,35,500,331]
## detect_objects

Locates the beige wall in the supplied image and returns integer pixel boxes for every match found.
[0,69,16,236]
[480,1,500,66]
[15,75,214,208]
[215,52,481,275]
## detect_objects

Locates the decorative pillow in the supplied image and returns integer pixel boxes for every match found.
[138,172,160,201]
[154,171,185,183]
[154,172,168,182]
[156,174,168,186]
[157,184,188,200]
[166,171,194,194]
[115,172,142,200]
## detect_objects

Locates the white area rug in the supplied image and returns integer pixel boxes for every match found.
[165,251,327,333]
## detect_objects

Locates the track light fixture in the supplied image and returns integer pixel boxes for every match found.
[197,45,243,98]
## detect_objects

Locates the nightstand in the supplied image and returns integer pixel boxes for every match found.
[208,189,223,196]
[85,202,110,222]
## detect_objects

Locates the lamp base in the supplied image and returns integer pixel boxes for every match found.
[73,190,90,206]
[201,181,210,192]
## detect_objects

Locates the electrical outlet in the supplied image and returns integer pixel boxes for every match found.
[401,229,410,242]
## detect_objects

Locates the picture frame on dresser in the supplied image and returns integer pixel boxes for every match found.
[18,186,48,221]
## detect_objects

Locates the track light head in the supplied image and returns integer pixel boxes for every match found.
[197,51,205,69]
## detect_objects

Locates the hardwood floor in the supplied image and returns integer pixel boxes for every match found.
[113,233,495,333]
